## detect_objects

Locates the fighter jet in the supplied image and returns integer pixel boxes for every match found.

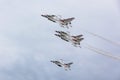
[57,17,75,28]
[55,31,84,47]
[41,14,59,22]
[41,14,75,28]
[51,59,73,71]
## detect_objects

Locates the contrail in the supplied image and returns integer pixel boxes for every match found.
[82,43,120,61]
[81,29,120,47]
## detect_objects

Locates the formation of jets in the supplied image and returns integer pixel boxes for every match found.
[41,14,120,72]
[51,59,73,71]
[55,30,84,47]
[41,14,75,28]
[41,14,84,71]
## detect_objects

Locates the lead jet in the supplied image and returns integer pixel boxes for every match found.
[51,59,73,71]
[55,31,84,47]
[41,14,75,28]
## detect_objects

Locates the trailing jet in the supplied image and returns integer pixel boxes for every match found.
[51,59,73,71]
[55,31,84,47]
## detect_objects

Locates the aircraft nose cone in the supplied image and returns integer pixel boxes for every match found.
[41,15,45,17]
[54,34,59,36]
[72,17,75,19]
[50,60,53,62]
[55,31,59,33]
[54,34,57,36]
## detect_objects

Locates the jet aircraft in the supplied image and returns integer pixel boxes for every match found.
[55,31,84,47]
[41,14,75,28]
[51,59,73,71]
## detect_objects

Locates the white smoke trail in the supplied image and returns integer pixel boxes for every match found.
[82,43,120,61]
[81,28,120,47]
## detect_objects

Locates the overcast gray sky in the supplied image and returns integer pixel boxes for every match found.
[0,0,120,80]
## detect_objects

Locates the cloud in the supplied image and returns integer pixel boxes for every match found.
[0,35,19,69]
[0,0,120,80]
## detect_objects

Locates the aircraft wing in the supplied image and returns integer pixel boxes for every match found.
[76,34,83,37]
[51,61,62,67]
[65,62,73,66]
[71,34,83,39]
[68,62,73,65]
[60,17,75,22]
